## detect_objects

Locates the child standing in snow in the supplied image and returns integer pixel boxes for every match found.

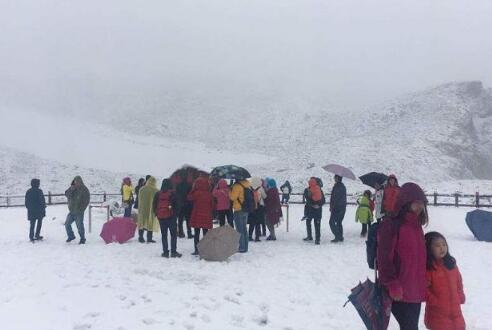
[355,190,374,237]
[424,231,465,330]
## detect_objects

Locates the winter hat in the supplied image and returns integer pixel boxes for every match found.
[217,179,228,189]
[267,178,277,189]
[394,182,427,214]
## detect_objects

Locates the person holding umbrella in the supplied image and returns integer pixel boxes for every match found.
[188,177,214,256]
[329,175,347,243]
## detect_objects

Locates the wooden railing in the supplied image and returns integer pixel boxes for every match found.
[1,191,492,208]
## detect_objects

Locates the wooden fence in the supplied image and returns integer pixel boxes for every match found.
[1,191,492,208]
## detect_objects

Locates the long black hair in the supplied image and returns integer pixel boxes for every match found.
[425,231,456,270]
[395,202,429,226]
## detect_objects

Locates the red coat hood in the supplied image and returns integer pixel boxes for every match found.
[394,182,427,214]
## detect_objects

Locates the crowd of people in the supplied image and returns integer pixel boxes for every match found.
[23,170,466,330]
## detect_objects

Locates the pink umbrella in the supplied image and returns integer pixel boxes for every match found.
[100,217,137,244]
[322,164,357,180]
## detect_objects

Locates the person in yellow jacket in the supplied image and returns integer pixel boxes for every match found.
[137,176,159,243]
[355,190,374,238]
[121,177,134,217]
[230,179,251,253]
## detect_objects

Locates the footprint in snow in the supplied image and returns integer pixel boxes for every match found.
[73,324,92,330]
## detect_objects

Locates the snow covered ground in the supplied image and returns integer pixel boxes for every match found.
[0,204,490,330]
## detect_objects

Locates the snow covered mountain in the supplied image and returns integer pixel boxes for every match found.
[1,81,492,195]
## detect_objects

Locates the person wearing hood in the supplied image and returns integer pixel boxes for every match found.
[133,178,145,210]
[383,174,400,217]
[64,176,90,244]
[137,176,159,243]
[25,178,47,242]
[121,177,134,217]
[230,178,252,253]
[329,175,347,243]
[377,182,428,330]
[213,179,233,227]
[355,190,374,237]
[280,180,292,204]
[175,170,194,239]
[264,178,282,241]
[153,179,182,258]
[248,177,267,242]
[188,177,214,255]
[303,177,326,244]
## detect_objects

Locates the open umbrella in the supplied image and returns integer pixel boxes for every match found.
[100,217,137,244]
[359,172,388,189]
[322,164,357,180]
[344,278,392,330]
[466,209,492,242]
[197,225,241,261]
[210,165,251,180]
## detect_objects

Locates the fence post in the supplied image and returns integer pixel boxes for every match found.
[433,192,437,206]
[476,192,480,208]
[48,191,52,205]
[103,192,107,202]
[88,206,92,233]
[6,193,9,207]
[455,193,459,207]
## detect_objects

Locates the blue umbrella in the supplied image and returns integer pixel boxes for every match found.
[466,209,492,242]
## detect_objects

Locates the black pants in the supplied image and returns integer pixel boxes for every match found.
[159,217,178,253]
[391,302,421,330]
[329,209,346,241]
[178,210,192,236]
[193,228,208,252]
[29,218,43,240]
[361,223,368,235]
[281,194,290,204]
[217,209,234,228]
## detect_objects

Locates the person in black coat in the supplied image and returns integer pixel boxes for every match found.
[280,180,292,204]
[133,178,145,210]
[329,175,347,243]
[25,179,47,242]
[175,170,194,239]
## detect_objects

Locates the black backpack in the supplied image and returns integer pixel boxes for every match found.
[366,219,401,270]
[239,183,256,213]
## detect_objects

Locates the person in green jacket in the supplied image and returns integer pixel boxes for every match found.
[65,176,90,244]
[137,176,159,243]
[355,190,374,238]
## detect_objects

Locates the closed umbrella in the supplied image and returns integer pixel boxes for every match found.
[100,217,137,244]
[197,225,241,261]
[322,164,357,180]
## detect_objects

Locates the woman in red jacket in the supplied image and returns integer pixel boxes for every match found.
[424,232,465,330]
[188,177,214,256]
[377,182,428,330]
[383,174,400,217]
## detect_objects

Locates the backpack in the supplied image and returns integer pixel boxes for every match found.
[156,191,173,219]
[366,218,401,270]
[239,183,256,213]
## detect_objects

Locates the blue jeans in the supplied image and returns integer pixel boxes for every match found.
[234,211,249,252]
[65,212,85,240]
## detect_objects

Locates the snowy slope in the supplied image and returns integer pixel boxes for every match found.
[0,204,490,330]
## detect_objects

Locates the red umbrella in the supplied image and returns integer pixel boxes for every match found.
[100,217,137,244]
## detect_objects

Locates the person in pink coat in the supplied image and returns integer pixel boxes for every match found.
[377,182,428,330]
[213,179,233,227]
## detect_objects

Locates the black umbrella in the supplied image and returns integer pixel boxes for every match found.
[359,172,388,189]
[344,278,392,330]
[210,165,251,180]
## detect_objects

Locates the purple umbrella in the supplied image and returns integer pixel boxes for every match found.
[322,164,357,180]
[100,217,137,244]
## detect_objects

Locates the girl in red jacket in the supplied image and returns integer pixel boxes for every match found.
[424,232,465,330]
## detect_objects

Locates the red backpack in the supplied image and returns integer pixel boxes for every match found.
[156,191,173,219]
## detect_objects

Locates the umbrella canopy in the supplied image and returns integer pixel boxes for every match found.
[210,165,251,180]
[197,225,241,261]
[345,278,392,330]
[465,209,492,242]
[100,217,137,244]
[359,172,388,189]
[322,164,357,180]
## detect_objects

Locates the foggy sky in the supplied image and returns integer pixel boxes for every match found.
[1,0,491,115]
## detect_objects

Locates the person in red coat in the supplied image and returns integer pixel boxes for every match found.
[424,232,465,330]
[383,174,400,217]
[377,182,428,330]
[188,177,214,255]
[264,178,282,241]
